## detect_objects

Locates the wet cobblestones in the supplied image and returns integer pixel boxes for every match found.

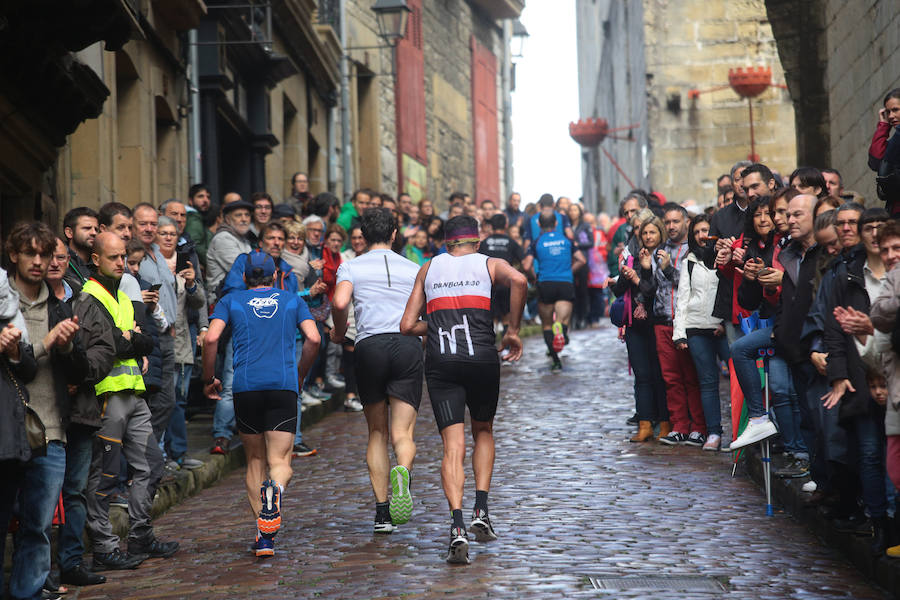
[72,326,890,599]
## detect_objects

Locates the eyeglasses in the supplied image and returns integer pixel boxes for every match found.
[836,219,859,228]
[863,223,885,234]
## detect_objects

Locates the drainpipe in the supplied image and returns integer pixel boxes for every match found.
[188,28,202,184]
[501,19,513,201]
[339,0,353,200]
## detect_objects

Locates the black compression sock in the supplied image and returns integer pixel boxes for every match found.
[376,501,390,520]
[562,324,569,338]
[451,509,465,530]
[543,330,554,351]
[474,490,489,513]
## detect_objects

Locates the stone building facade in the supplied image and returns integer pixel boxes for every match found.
[766,0,900,202]
[345,0,522,208]
[576,0,797,213]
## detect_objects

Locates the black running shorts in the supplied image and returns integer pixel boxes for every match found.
[234,390,298,434]
[537,281,575,304]
[425,360,500,431]
[354,333,424,410]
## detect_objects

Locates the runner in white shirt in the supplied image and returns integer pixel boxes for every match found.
[331,208,423,534]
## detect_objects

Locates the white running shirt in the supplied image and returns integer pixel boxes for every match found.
[336,249,420,343]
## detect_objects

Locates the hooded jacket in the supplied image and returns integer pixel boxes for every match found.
[206,223,252,293]
[673,252,723,342]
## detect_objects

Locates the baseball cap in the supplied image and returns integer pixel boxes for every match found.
[273,203,297,219]
[244,250,276,279]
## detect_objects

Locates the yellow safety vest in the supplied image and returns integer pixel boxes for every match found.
[82,279,146,395]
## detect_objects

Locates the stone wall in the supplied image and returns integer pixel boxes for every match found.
[822,0,898,200]
[643,0,796,208]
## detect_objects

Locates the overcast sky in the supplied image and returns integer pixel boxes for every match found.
[511,1,583,207]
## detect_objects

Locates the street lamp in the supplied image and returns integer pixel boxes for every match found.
[511,19,529,58]
[372,0,412,47]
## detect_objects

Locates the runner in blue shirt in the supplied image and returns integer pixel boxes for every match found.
[523,193,574,248]
[522,212,585,370]
[202,250,320,558]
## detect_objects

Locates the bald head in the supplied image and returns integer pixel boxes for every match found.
[787,194,817,245]
[92,232,127,279]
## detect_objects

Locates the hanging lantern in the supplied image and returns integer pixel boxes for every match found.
[728,66,772,99]
[568,118,610,147]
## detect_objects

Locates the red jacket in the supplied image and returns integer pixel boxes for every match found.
[323,247,341,300]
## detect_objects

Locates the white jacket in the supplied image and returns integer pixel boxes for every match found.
[673,252,724,342]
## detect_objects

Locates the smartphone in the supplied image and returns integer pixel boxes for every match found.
[175,252,191,273]
[758,267,774,277]
[702,235,719,242]
[148,283,162,292]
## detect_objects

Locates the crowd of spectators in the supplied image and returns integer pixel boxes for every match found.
[614,87,900,560]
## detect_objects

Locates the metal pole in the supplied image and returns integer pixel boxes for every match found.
[501,20,513,202]
[748,98,757,162]
[188,28,202,184]
[340,0,353,200]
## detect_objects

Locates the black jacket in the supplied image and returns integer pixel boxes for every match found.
[823,245,874,421]
[0,342,37,462]
[704,201,750,321]
[63,248,94,295]
[736,239,777,319]
[773,241,823,365]
[69,291,117,428]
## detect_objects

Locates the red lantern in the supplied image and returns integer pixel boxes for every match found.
[728,66,772,99]
[568,118,609,147]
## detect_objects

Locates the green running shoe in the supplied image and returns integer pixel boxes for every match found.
[389,465,412,525]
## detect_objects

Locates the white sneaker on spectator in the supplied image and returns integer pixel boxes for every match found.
[301,389,323,407]
[344,397,363,412]
[801,480,817,493]
[702,434,721,451]
[181,457,204,470]
[326,375,346,391]
[729,418,777,450]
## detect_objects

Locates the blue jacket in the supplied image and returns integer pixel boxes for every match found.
[222,253,299,297]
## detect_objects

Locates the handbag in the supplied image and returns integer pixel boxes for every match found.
[3,360,46,451]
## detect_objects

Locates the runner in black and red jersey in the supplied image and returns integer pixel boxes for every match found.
[400,216,527,565]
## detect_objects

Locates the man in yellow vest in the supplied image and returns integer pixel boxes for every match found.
[84,232,180,571]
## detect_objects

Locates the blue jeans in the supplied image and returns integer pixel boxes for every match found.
[58,426,94,572]
[686,333,730,435]
[730,327,775,419]
[165,363,192,459]
[10,441,66,600]
[846,413,888,518]
[294,339,304,445]
[624,325,668,422]
[771,367,808,458]
[213,340,235,440]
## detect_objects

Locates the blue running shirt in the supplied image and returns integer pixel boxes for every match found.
[211,287,313,394]
[530,231,575,283]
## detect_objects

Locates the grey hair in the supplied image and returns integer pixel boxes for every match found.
[157,215,177,230]
[730,160,753,181]
[158,198,182,212]
[814,209,837,233]
[302,215,325,227]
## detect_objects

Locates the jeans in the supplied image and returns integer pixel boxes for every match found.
[213,340,235,440]
[58,425,95,572]
[587,287,607,324]
[843,413,887,518]
[10,441,66,600]
[687,333,730,435]
[165,363,192,459]
[624,324,668,422]
[730,326,775,418]
[303,321,327,389]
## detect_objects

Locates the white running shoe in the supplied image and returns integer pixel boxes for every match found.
[343,397,363,412]
[300,390,323,407]
[801,480,818,493]
[729,418,778,450]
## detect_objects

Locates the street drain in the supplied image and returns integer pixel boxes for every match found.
[587,575,727,592]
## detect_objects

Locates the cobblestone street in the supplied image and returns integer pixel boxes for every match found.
[72,326,890,599]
